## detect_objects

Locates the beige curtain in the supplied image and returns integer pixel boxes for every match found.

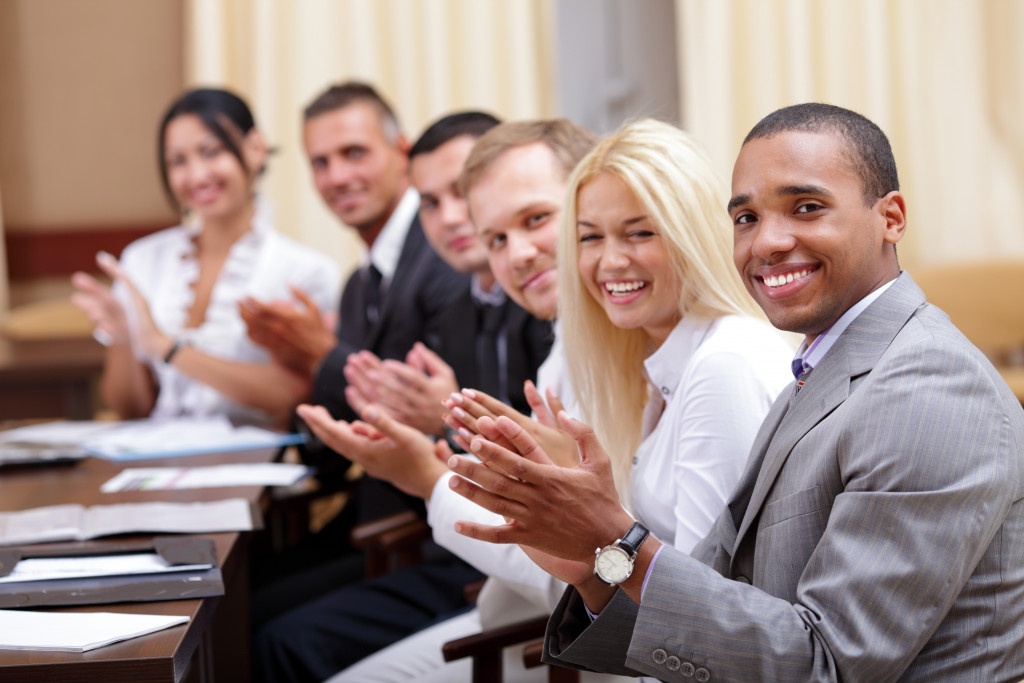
[675,0,1024,268]
[184,0,557,276]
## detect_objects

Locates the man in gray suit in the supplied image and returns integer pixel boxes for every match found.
[446,103,1024,681]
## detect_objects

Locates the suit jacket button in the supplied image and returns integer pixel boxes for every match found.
[665,655,681,671]
[695,667,711,681]
[652,648,668,664]
[681,661,695,676]
[735,575,750,584]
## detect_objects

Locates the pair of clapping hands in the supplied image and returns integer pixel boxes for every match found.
[298,371,638,598]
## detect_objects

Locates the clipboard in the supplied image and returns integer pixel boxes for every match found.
[0,536,224,608]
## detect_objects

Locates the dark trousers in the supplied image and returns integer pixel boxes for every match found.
[252,553,483,683]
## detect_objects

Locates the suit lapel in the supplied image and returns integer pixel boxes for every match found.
[730,273,929,557]
[365,216,424,348]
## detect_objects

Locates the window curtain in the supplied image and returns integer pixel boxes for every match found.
[183,0,557,276]
[675,0,1024,268]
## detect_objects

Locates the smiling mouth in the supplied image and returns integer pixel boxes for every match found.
[604,281,648,297]
[758,268,814,289]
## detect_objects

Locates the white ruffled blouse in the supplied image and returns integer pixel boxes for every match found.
[113,211,340,426]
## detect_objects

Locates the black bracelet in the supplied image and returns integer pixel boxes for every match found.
[163,340,183,364]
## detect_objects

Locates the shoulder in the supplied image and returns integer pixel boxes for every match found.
[689,315,794,384]
[118,225,189,272]
[262,230,339,274]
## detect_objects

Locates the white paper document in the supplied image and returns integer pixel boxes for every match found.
[100,463,311,492]
[0,552,212,584]
[0,498,256,546]
[0,609,189,651]
[0,416,305,461]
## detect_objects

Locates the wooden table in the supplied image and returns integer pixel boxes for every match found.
[0,446,281,682]
[0,337,106,420]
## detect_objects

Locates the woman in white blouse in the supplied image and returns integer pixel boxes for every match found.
[71,88,339,428]
[556,118,793,552]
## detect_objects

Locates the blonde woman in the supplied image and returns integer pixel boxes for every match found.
[551,118,793,552]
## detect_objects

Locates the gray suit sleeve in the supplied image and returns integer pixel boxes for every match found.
[542,587,642,677]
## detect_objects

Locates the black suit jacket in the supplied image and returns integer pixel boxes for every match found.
[425,289,553,416]
[306,216,468,521]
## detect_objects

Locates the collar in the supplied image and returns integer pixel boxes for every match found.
[643,316,714,400]
[792,277,898,379]
[470,275,507,307]
[367,188,419,283]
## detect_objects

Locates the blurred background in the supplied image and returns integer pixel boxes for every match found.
[1,0,1022,318]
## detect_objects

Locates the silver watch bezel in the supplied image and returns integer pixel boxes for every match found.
[594,542,635,585]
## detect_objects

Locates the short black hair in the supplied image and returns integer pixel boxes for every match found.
[409,111,501,160]
[303,81,401,142]
[744,102,899,204]
[158,87,258,211]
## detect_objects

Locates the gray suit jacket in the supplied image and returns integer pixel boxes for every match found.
[545,273,1024,682]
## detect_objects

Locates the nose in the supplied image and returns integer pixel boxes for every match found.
[507,231,538,269]
[186,155,212,185]
[325,157,354,187]
[749,214,797,261]
[599,238,630,272]
[440,197,469,229]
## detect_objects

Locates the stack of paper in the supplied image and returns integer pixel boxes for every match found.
[0,416,305,461]
[100,463,311,492]
[0,609,189,652]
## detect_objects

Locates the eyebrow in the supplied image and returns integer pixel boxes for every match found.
[727,184,834,212]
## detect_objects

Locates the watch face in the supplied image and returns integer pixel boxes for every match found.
[595,546,632,584]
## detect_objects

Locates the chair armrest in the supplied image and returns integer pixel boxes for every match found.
[350,510,432,578]
[442,614,549,662]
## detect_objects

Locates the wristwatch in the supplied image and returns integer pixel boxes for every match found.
[594,521,650,586]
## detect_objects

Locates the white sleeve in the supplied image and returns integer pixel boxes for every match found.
[427,472,566,609]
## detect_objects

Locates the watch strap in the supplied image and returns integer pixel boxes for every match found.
[618,521,650,557]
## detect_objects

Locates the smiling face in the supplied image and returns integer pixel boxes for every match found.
[163,114,261,225]
[467,142,565,320]
[410,135,489,277]
[304,102,409,243]
[576,173,681,347]
[729,130,905,342]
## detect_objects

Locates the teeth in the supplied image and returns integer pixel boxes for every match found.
[764,270,810,288]
[605,281,646,295]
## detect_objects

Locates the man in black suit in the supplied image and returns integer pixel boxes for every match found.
[343,111,553,438]
[245,86,481,683]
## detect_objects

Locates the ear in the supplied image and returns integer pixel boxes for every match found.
[878,190,907,245]
[242,128,269,177]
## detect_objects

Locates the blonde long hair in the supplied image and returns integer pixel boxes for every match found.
[558,119,762,501]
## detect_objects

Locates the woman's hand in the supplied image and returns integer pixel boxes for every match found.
[442,383,579,468]
[70,255,133,347]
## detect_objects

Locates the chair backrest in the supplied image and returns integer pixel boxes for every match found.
[912,262,1024,361]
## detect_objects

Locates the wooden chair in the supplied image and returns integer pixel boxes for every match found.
[912,261,1024,402]
[442,613,579,683]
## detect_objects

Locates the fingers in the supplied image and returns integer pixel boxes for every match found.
[523,380,556,428]
[450,516,519,545]
[545,387,567,419]
[556,411,607,469]
[345,385,372,416]
[411,342,454,379]
[95,251,128,281]
[360,402,418,444]
[289,285,318,311]
[460,388,515,419]
[433,439,453,462]
[447,456,531,516]
[487,415,554,467]
[379,359,430,391]
[296,404,355,454]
